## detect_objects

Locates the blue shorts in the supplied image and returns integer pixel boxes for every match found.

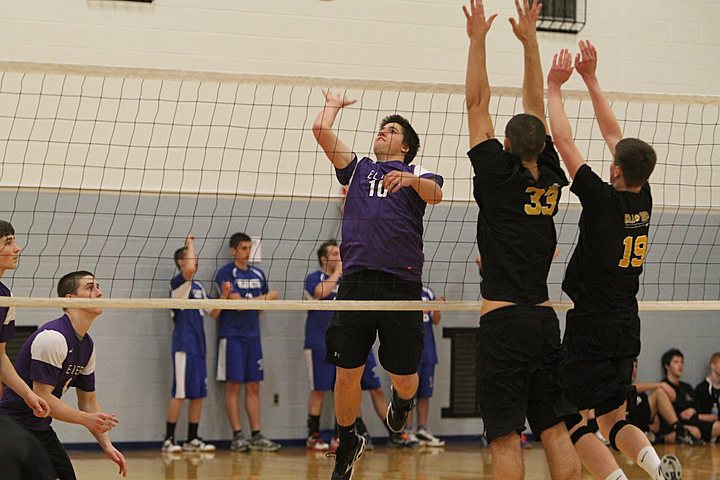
[217,336,264,383]
[172,351,208,399]
[416,362,435,399]
[305,346,336,391]
[361,351,382,390]
[305,346,382,391]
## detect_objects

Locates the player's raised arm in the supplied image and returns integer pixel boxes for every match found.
[312,89,356,169]
[575,40,623,155]
[509,0,547,132]
[547,49,585,179]
[463,0,497,147]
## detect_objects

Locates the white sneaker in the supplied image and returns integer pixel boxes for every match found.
[657,454,682,480]
[161,438,182,453]
[183,437,216,452]
[415,428,445,447]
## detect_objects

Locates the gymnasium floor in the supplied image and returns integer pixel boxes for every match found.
[71,442,719,479]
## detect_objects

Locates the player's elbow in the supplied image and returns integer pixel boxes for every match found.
[426,188,443,205]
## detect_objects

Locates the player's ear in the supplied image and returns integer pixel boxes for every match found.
[503,138,511,151]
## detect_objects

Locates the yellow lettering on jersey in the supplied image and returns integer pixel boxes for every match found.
[619,234,648,268]
[524,185,559,216]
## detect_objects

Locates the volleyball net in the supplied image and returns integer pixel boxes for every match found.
[0,62,718,311]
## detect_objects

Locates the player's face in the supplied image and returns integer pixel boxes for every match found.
[631,361,638,382]
[324,246,341,269]
[711,358,720,376]
[232,241,252,263]
[668,355,684,378]
[373,122,408,161]
[0,235,21,271]
[70,275,104,315]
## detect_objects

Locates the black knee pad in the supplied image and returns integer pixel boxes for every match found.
[609,419,631,451]
[570,426,593,445]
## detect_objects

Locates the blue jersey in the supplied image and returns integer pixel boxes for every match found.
[215,262,269,338]
[0,281,15,343]
[421,286,438,365]
[336,155,443,282]
[170,274,207,356]
[304,270,337,348]
[0,314,95,431]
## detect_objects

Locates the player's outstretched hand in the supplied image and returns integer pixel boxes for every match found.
[509,0,542,43]
[463,0,498,41]
[104,446,128,477]
[322,89,357,109]
[26,392,51,418]
[574,40,598,80]
[547,49,574,88]
[86,412,119,434]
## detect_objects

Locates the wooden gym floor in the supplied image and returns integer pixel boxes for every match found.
[70,442,719,479]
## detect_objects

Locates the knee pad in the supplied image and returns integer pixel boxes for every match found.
[570,426,593,445]
[609,419,631,451]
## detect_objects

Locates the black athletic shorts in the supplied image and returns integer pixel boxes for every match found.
[681,417,715,443]
[326,269,423,375]
[627,393,652,430]
[477,305,576,442]
[561,308,640,414]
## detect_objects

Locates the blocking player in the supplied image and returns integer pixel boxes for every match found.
[313,80,443,477]
[0,271,127,479]
[463,1,579,479]
[0,220,50,419]
[547,42,680,479]
[215,232,281,452]
[161,235,215,453]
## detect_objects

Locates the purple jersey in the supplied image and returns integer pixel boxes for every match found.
[303,270,337,348]
[215,263,269,338]
[0,314,96,430]
[0,281,15,343]
[336,155,443,282]
[170,274,207,357]
[421,286,438,365]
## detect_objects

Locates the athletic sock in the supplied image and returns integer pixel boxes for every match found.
[636,445,661,478]
[308,415,320,436]
[392,388,413,411]
[603,468,628,480]
[188,422,199,440]
[165,422,176,441]
[337,423,357,453]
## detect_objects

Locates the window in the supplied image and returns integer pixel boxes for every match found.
[537,0,586,33]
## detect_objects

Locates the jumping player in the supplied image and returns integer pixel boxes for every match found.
[547,42,680,479]
[0,271,127,479]
[161,235,215,453]
[463,1,579,479]
[312,84,443,478]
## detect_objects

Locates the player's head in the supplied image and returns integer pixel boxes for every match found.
[375,115,420,164]
[710,352,720,375]
[611,138,656,188]
[57,270,103,315]
[174,246,198,274]
[229,232,252,264]
[631,358,639,382]
[504,114,546,160]
[661,348,684,378]
[317,239,340,270]
[0,220,21,274]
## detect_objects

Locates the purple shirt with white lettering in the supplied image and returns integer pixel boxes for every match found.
[0,314,96,430]
[0,281,15,343]
[336,155,443,282]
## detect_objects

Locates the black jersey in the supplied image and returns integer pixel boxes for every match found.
[695,378,720,414]
[562,165,652,313]
[469,136,568,304]
[664,378,700,414]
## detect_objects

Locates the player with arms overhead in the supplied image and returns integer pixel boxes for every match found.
[463,1,579,479]
[313,83,443,479]
[547,42,680,479]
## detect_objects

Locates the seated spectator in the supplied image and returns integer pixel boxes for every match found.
[662,348,720,444]
[695,352,720,419]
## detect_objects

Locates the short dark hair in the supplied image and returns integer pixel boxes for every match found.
[380,114,420,164]
[614,138,656,187]
[504,114,546,159]
[661,348,684,372]
[57,270,95,297]
[174,247,187,269]
[0,220,15,239]
[317,239,338,265]
[229,232,252,249]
